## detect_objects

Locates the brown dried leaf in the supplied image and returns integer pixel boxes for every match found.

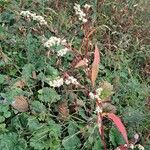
[58,101,69,121]
[76,99,85,107]
[102,102,117,114]
[15,80,25,89]
[75,59,87,68]
[11,96,29,112]
[0,49,10,63]
[91,45,100,87]
[32,71,37,79]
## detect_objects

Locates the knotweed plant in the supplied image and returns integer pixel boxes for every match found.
[0,1,147,150]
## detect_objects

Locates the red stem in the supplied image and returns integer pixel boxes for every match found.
[96,100,107,150]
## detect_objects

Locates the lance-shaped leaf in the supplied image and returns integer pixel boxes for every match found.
[75,59,87,68]
[107,113,129,145]
[91,45,100,87]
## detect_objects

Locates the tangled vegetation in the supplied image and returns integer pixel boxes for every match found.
[0,0,150,149]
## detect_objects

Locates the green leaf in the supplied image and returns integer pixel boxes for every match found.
[0,132,27,150]
[0,123,7,133]
[109,126,125,147]
[31,100,46,113]
[10,113,28,131]
[27,116,42,132]
[0,116,5,123]
[22,63,35,80]
[62,135,81,150]
[30,139,46,150]
[68,121,78,135]
[0,74,6,84]
[3,87,24,103]
[48,119,61,137]
[0,104,11,123]
[45,66,59,78]
[38,87,60,103]
[29,125,51,150]
[3,111,11,118]
[92,136,103,150]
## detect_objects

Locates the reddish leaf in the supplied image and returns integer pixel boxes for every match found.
[91,45,100,87]
[75,59,87,68]
[107,113,129,145]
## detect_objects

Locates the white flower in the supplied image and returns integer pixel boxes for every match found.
[89,92,101,101]
[48,77,64,87]
[20,10,47,25]
[20,11,31,18]
[136,144,144,150]
[83,58,88,66]
[82,18,88,23]
[129,144,134,149]
[44,36,67,48]
[134,133,139,140]
[96,88,103,96]
[64,76,79,85]
[74,3,88,23]
[96,106,102,113]
[65,79,71,85]
[94,95,100,100]
[57,48,70,57]
[84,4,91,9]
[89,92,95,99]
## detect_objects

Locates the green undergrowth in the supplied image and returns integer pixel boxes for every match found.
[0,0,150,149]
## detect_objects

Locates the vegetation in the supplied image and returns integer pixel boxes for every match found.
[0,0,150,149]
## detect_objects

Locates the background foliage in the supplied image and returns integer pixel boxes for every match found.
[0,0,150,149]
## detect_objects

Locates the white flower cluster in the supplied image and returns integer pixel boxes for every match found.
[136,144,144,150]
[83,58,88,66]
[96,106,102,113]
[49,77,64,87]
[57,48,70,57]
[20,11,31,18]
[129,144,145,150]
[73,3,87,23]
[89,88,103,101]
[96,88,103,96]
[84,4,91,9]
[65,76,79,85]
[43,36,66,48]
[116,143,144,150]
[89,92,100,100]
[20,11,47,25]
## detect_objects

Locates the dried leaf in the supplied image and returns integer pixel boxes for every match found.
[11,96,29,112]
[58,101,69,121]
[15,80,25,89]
[107,113,128,145]
[91,45,100,87]
[32,71,37,79]
[0,49,10,63]
[102,103,117,114]
[75,59,87,68]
